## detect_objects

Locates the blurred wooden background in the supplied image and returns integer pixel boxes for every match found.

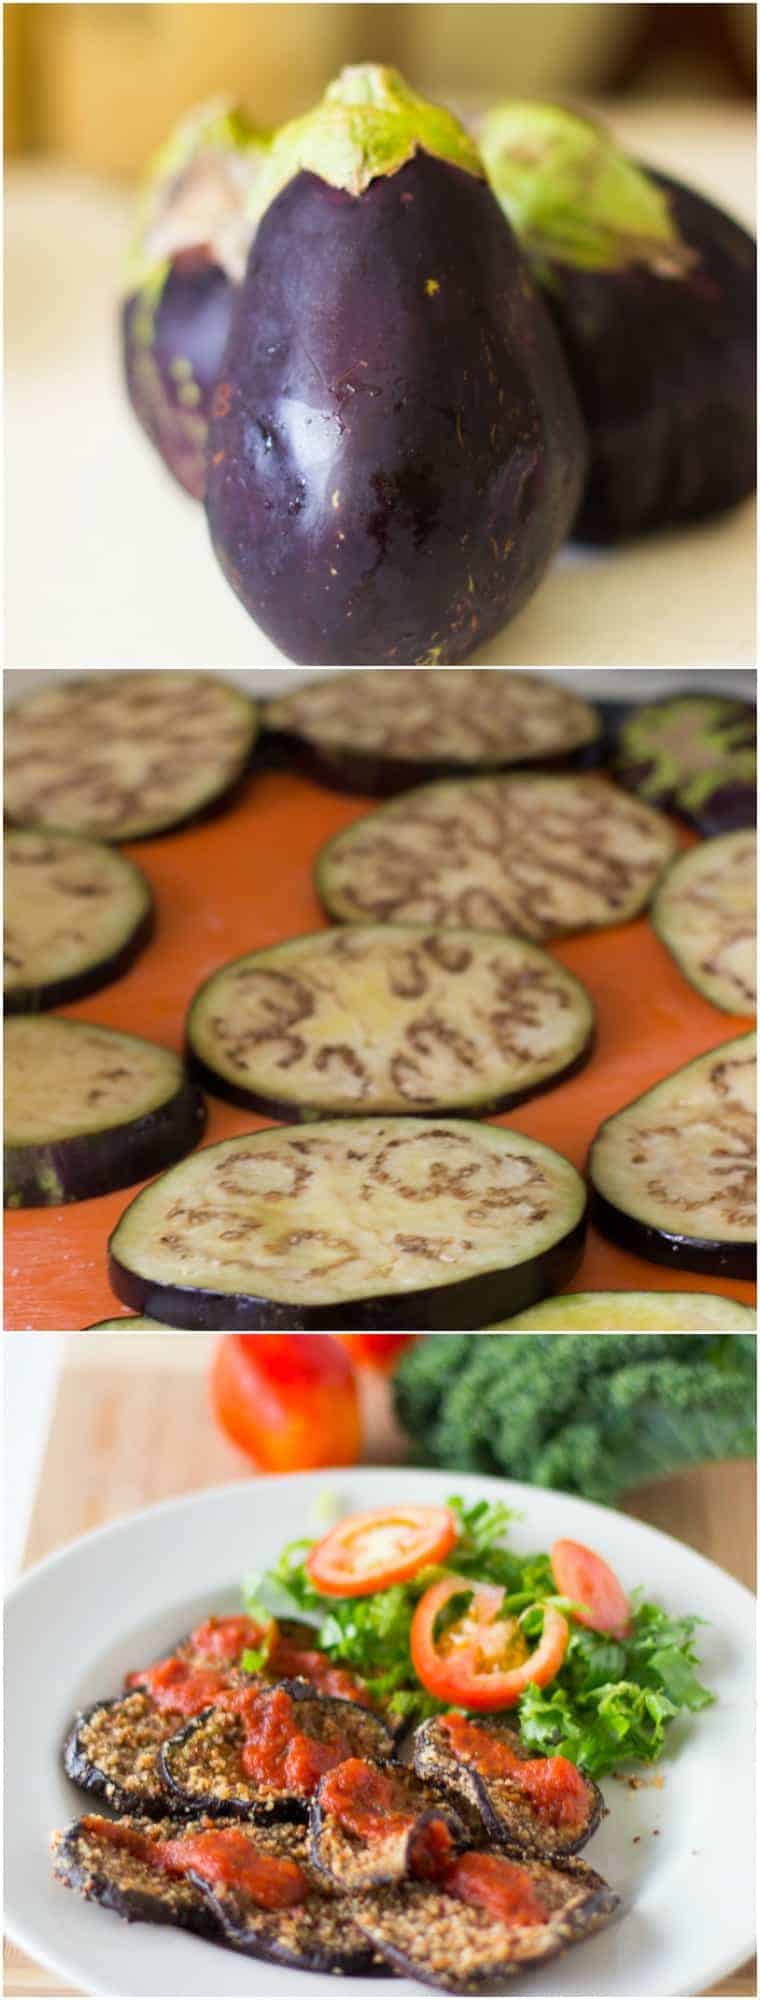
[5,2,756,179]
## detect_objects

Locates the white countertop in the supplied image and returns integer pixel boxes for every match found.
[5,101,756,670]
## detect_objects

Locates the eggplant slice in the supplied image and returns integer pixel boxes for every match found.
[51,1814,220,1939]
[413,1717,603,1861]
[63,1692,194,1819]
[108,1118,587,1330]
[187,925,594,1119]
[612,695,756,838]
[263,670,600,795]
[590,1033,756,1277]
[84,1316,166,1328]
[52,1813,382,1974]
[4,829,153,1013]
[4,671,258,842]
[652,832,756,1016]
[489,1290,756,1329]
[310,1758,468,1891]
[354,1852,620,1993]
[160,1683,394,1820]
[4,1017,205,1208]
[316,772,677,944]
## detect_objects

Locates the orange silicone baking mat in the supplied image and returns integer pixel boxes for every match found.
[5,760,755,1331]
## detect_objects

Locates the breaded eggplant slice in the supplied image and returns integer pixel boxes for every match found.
[51,1813,220,1939]
[310,1757,468,1891]
[63,1692,189,1818]
[160,1681,394,1821]
[178,1819,385,1975]
[414,1715,603,1859]
[355,1853,620,1992]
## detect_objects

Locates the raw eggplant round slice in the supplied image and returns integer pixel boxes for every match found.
[5,1017,206,1208]
[108,1118,587,1329]
[264,670,600,795]
[316,773,677,943]
[413,1716,603,1861]
[651,832,756,1016]
[186,925,594,1119]
[353,1852,620,1992]
[160,1685,394,1820]
[4,671,258,841]
[4,828,153,1012]
[589,1033,756,1278]
[489,1291,756,1329]
[612,695,756,837]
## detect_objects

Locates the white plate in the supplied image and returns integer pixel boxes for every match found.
[4,1466,755,1999]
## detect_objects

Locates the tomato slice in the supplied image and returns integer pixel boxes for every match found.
[551,1539,631,1640]
[306,1504,458,1598]
[410,1576,568,1710]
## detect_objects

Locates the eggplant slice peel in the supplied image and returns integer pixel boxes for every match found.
[4,671,258,842]
[51,1814,384,1975]
[590,1032,756,1277]
[263,669,600,795]
[413,1716,604,1861]
[107,1117,587,1330]
[316,772,677,944]
[159,1683,395,1821]
[652,832,756,1016]
[186,924,595,1120]
[4,1017,206,1209]
[353,1854,620,1993]
[4,829,153,1013]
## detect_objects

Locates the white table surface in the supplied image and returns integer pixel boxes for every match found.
[5,101,756,671]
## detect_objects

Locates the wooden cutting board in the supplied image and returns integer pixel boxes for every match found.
[5,758,755,1329]
[5,1334,756,1997]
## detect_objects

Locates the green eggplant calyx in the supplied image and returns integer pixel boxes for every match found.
[127,96,270,294]
[245,63,484,228]
[480,101,695,276]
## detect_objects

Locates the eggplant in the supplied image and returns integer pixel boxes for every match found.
[51,1814,221,1940]
[590,1033,756,1277]
[652,831,756,1015]
[413,1717,603,1862]
[160,1683,394,1820]
[4,829,153,1013]
[204,65,586,666]
[263,669,601,795]
[354,1851,620,1992]
[186,924,594,1120]
[489,1290,756,1330]
[310,1757,468,1891]
[4,1017,205,1209]
[122,100,267,498]
[51,1813,383,1975]
[316,771,677,943]
[107,1117,587,1330]
[481,102,756,541]
[63,1692,190,1819]
[84,1316,165,1329]
[611,694,756,838]
[4,670,259,842]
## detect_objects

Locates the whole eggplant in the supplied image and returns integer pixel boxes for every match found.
[121,100,267,498]
[204,66,587,665]
[481,102,756,542]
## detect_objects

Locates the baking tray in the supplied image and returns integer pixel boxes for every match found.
[5,687,755,1330]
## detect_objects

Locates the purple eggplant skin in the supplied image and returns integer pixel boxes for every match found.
[543,172,756,544]
[5,1081,206,1210]
[122,250,235,500]
[205,155,587,666]
[590,1190,755,1282]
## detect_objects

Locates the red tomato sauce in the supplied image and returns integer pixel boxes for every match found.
[269,1633,372,1708]
[157,1829,307,1907]
[233,1685,350,1795]
[188,1615,268,1663]
[124,1654,238,1716]
[445,1851,548,1927]
[442,1714,592,1831]
[81,1816,156,1865]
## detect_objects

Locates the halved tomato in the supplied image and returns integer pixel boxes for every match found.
[551,1538,631,1640]
[306,1504,458,1598]
[410,1576,568,1710]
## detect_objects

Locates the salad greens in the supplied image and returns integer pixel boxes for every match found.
[242,1496,712,1777]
